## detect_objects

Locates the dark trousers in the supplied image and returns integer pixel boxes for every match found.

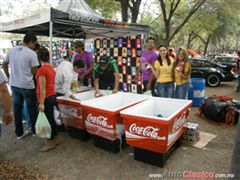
[11,86,38,137]
[44,96,57,139]
[99,80,115,90]
[83,77,93,87]
[143,79,157,96]
[56,92,64,97]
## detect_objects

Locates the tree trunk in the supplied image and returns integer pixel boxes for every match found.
[187,34,193,49]
[221,44,224,54]
[203,35,211,55]
[130,0,141,23]
[119,0,129,22]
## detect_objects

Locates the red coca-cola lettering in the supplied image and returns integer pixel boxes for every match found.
[129,123,159,139]
[173,117,185,132]
[87,113,108,127]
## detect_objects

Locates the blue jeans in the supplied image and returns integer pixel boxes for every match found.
[22,100,31,129]
[175,82,189,99]
[156,82,174,98]
[11,86,38,137]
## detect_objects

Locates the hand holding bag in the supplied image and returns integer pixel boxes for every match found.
[35,112,52,138]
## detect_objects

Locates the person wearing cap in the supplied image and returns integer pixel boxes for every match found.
[72,41,94,86]
[55,60,85,99]
[93,56,119,95]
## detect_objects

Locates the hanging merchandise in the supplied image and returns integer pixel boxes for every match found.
[94,35,142,93]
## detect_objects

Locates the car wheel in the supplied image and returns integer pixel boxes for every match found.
[206,74,221,87]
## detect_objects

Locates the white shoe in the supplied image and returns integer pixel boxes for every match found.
[16,130,32,140]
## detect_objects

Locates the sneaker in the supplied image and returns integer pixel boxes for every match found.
[16,130,32,140]
[16,134,25,140]
[24,129,32,136]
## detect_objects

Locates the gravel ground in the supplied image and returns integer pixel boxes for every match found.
[0,80,239,180]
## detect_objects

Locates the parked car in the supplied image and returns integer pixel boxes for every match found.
[190,58,230,87]
[209,61,236,82]
[212,56,237,69]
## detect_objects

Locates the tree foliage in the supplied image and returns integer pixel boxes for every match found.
[85,0,120,19]
[1,0,240,53]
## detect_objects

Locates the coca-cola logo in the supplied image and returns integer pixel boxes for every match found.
[129,123,160,139]
[173,116,185,132]
[87,113,110,128]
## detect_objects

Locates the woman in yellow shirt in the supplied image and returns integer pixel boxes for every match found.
[173,48,191,99]
[150,45,175,98]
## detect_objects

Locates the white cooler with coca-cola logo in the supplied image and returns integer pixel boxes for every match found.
[81,92,150,141]
[57,89,110,130]
[120,97,192,154]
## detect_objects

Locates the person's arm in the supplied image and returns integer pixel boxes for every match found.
[31,66,39,75]
[62,73,73,95]
[113,72,119,93]
[82,63,94,77]
[150,63,159,79]
[136,63,141,76]
[62,73,79,100]
[146,73,154,90]
[94,78,100,95]
[180,63,191,80]
[0,82,13,124]
[31,52,40,75]
[3,61,9,79]
[80,53,94,80]
[93,67,100,95]
[38,76,46,112]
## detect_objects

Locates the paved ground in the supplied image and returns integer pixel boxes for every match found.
[0,81,239,180]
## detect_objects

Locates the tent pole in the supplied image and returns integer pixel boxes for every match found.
[49,21,53,65]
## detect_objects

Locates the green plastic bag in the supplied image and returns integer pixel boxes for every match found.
[35,112,52,138]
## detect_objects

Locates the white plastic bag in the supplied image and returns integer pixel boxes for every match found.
[35,112,52,138]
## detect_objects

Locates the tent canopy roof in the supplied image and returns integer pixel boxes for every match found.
[1,0,150,39]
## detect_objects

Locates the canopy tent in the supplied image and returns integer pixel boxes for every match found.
[0,0,150,39]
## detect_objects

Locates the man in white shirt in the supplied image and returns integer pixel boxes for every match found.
[3,33,39,139]
[55,60,84,99]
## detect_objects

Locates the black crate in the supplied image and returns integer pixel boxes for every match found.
[134,137,182,167]
[92,135,127,153]
[67,126,91,141]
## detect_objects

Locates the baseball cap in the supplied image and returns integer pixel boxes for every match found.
[99,56,109,65]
